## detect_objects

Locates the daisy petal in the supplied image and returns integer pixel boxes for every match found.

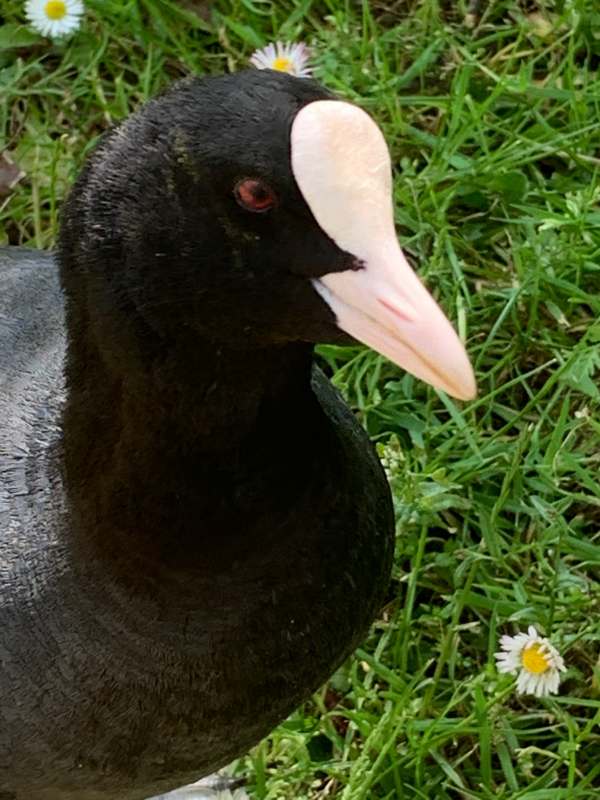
[25,0,84,39]
[496,626,566,698]
[249,41,313,78]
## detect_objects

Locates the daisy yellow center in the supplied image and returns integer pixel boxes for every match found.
[272,56,293,73]
[522,643,551,674]
[44,0,67,20]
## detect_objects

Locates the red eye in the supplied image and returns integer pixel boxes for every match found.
[234,178,277,213]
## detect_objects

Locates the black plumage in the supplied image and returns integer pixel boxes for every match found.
[0,71,394,799]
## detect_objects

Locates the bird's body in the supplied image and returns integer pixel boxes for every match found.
[0,70,474,799]
[0,249,392,799]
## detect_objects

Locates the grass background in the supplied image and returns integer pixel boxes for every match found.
[2,0,600,797]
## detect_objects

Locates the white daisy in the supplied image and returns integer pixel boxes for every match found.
[495,625,566,697]
[25,0,84,39]
[250,41,312,78]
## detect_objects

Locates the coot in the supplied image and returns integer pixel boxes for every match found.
[0,70,475,800]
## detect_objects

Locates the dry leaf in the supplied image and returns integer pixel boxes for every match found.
[527,12,554,39]
[0,152,25,197]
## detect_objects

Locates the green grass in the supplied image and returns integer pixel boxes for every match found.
[2,0,600,797]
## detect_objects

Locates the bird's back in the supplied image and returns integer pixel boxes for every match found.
[0,247,65,467]
[0,246,64,529]
[0,246,65,524]
[0,247,64,390]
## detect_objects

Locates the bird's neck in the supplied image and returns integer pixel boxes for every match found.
[61,335,327,578]
[63,332,318,476]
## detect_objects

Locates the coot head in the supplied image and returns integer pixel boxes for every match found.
[60,69,475,399]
